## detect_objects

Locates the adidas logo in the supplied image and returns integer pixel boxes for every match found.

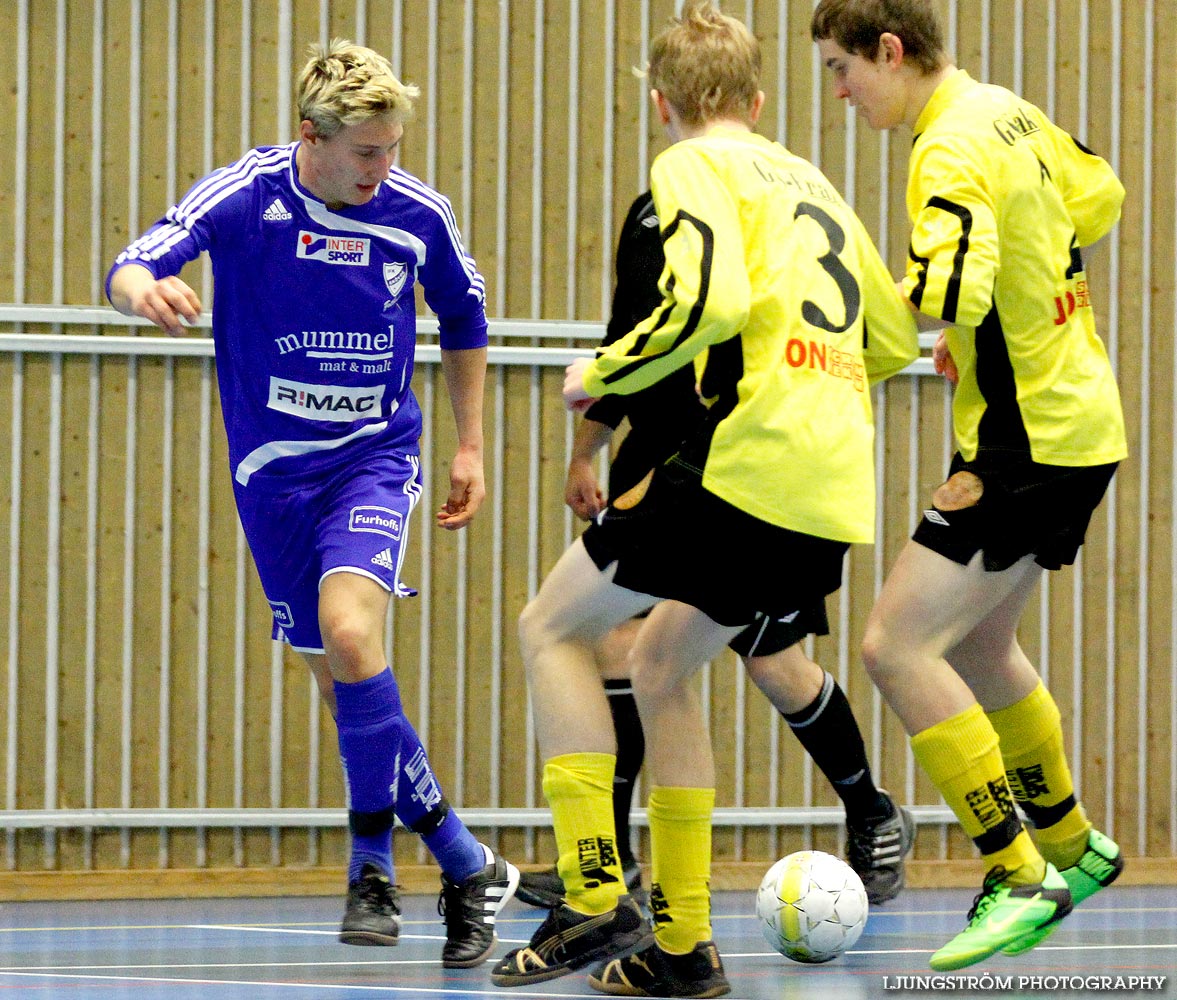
[262,197,292,222]
[371,548,394,570]
[481,883,510,922]
[869,831,903,861]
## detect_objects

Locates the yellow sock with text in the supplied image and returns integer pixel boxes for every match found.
[542,753,625,915]
[647,785,715,954]
[911,703,1043,884]
[988,681,1091,869]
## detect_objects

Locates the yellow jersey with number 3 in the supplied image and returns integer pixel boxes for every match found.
[904,69,1127,467]
[580,128,918,544]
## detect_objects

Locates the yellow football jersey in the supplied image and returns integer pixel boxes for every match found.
[581,128,918,544]
[905,70,1127,466]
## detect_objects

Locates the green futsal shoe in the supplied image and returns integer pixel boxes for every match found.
[1001,829,1124,955]
[929,863,1072,971]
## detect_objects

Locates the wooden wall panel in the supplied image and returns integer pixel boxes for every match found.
[1146,3,1177,861]
[1,0,1174,887]
[0,1,16,302]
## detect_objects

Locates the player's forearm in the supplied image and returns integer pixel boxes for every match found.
[440,346,487,452]
[570,416,614,462]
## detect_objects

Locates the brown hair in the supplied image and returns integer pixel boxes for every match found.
[810,0,947,75]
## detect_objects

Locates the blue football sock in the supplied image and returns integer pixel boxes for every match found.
[335,668,400,884]
[395,719,486,883]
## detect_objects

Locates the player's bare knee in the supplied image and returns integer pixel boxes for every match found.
[628,664,664,706]
[860,627,883,678]
[932,470,983,511]
[517,598,552,667]
[319,609,371,671]
[629,655,689,707]
[860,620,903,685]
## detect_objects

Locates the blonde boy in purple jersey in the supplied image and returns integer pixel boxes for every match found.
[108,39,518,969]
[812,0,1126,971]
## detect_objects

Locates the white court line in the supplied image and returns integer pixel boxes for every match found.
[2,944,1172,1000]
[949,943,1177,953]
[5,940,1174,972]
[1,959,431,972]
[187,923,534,946]
[189,924,343,936]
[0,918,451,934]
[190,923,446,941]
[0,970,608,998]
[0,903,1169,936]
[712,905,1177,920]
[0,912,1164,934]
[725,942,1177,959]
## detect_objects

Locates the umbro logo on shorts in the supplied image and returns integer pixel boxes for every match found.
[923,509,950,526]
[262,197,292,222]
[371,549,395,570]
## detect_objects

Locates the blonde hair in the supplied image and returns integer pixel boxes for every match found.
[297,39,420,138]
[647,1,761,128]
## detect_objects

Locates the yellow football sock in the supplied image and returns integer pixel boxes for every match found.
[542,753,625,915]
[911,703,1043,882]
[647,785,714,954]
[988,681,1091,869]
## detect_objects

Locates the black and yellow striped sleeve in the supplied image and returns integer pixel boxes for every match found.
[583,143,750,398]
[903,136,1000,329]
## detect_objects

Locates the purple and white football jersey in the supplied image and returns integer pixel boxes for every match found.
[107,143,488,488]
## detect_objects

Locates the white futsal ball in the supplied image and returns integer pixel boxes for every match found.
[755,850,869,963]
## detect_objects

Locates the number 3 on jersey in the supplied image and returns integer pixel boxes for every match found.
[794,201,861,335]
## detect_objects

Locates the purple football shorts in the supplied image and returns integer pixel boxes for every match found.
[232,451,422,653]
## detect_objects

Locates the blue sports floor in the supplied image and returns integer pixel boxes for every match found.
[1,885,1173,999]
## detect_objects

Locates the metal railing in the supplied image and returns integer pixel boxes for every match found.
[2,304,946,871]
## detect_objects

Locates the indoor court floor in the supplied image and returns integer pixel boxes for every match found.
[1,884,1173,999]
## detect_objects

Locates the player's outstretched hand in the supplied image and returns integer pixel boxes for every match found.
[436,447,486,530]
[129,272,202,337]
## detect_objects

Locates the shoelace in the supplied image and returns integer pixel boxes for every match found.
[437,880,470,924]
[355,872,394,908]
[965,865,1012,923]
[847,820,895,869]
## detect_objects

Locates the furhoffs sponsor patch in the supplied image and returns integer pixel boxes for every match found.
[349,506,404,540]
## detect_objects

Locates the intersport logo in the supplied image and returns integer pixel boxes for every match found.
[296,230,370,266]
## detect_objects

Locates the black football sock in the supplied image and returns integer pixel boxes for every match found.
[784,671,891,826]
[605,678,645,864]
